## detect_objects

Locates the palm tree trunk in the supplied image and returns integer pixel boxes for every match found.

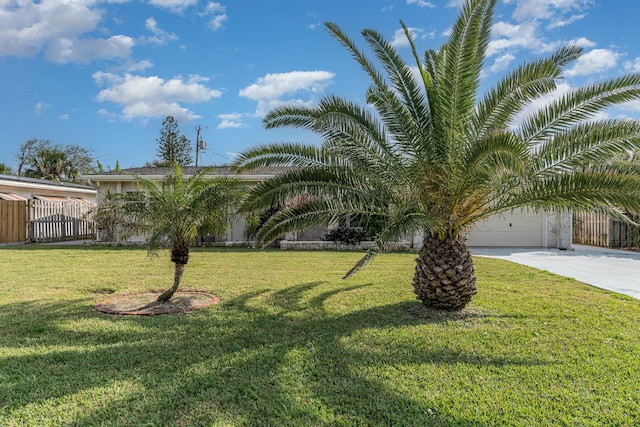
[412,233,477,311]
[157,244,190,302]
[157,262,185,302]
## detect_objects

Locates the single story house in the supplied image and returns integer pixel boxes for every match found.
[80,167,572,249]
[82,166,290,243]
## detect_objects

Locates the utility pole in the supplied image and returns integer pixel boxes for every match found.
[195,126,206,167]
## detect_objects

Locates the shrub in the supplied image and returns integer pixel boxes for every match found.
[325,226,367,245]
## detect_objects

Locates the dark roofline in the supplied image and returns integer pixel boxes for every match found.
[81,165,293,181]
[91,166,233,176]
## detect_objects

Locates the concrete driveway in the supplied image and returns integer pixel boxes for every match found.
[470,245,640,300]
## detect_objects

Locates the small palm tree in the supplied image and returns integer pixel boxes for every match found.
[115,166,243,302]
[234,0,640,310]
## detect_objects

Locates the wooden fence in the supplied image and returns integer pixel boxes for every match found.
[0,200,28,244]
[573,211,640,248]
[0,199,96,244]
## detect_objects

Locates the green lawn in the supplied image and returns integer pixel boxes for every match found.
[0,246,639,426]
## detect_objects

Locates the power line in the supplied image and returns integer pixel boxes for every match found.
[193,125,234,166]
[201,149,233,166]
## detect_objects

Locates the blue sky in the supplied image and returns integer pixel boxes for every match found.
[2,0,640,171]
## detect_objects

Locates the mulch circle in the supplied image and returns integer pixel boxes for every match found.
[95,291,220,316]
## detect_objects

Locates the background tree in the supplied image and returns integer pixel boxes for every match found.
[156,116,193,167]
[17,139,95,182]
[234,0,640,311]
[16,139,41,176]
[111,166,243,302]
[0,163,13,175]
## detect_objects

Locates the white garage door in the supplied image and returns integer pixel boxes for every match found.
[466,209,544,247]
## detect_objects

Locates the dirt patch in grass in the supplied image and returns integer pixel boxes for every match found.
[95,291,220,315]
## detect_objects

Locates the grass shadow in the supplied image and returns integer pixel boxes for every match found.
[0,282,538,425]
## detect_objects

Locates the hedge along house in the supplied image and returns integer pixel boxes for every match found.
[81,167,572,250]
[0,174,98,244]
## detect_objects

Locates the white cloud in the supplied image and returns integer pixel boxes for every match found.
[123,59,155,73]
[203,1,225,14]
[506,0,591,34]
[619,100,640,114]
[537,36,595,57]
[569,37,596,48]
[217,113,248,129]
[0,0,197,62]
[624,58,640,73]
[97,108,118,123]
[0,0,142,63]
[46,35,134,63]
[406,0,435,8]
[507,0,592,23]
[202,2,227,31]
[487,21,538,57]
[240,70,335,116]
[209,14,227,31]
[565,48,620,77]
[147,0,198,13]
[488,53,516,73]
[143,17,178,46]
[34,102,52,114]
[94,73,222,122]
[484,0,596,67]
[0,0,102,58]
[390,27,429,48]
[447,0,465,7]
[546,13,586,29]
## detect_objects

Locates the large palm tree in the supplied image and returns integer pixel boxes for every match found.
[233,0,640,310]
[115,166,243,302]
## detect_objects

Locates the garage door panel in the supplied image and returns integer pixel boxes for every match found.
[466,210,543,247]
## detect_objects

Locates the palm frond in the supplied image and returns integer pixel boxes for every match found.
[472,45,582,138]
[342,242,384,279]
[532,119,640,177]
[502,172,640,214]
[238,164,390,215]
[434,0,495,147]
[314,96,388,150]
[365,85,430,162]
[453,130,529,213]
[314,95,411,180]
[255,197,390,245]
[521,73,640,143]
[362,26,430,134]
[263,104,317,130]
[233,142,329,172]
[325,22,387,90]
